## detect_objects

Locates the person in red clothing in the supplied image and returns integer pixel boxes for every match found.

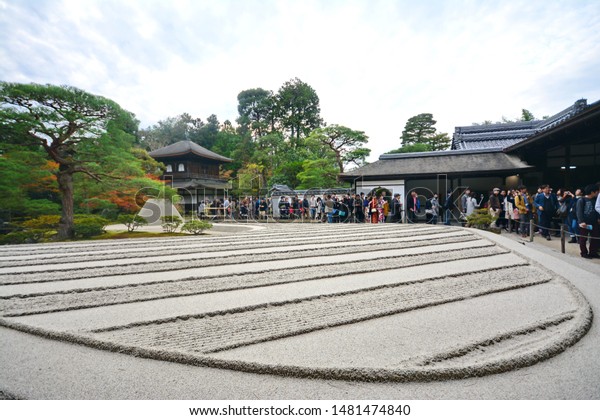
[368,195,379,224]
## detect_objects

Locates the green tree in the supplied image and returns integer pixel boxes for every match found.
[0,146,61,217]
[521,109,535,121]
[212,125,244,177]
[385,143,432,154]
[401,113,437,147]
[427,132,452,151]
[138,113,202,150]
[399,113,449,151]
[0,82,146,239]
[269,160,305,189]
[296,159,339,189]
[275,78,323,145]
[236,88,275,138]
[305,125,370,172]
[196,114,220,150]
[250,132,287,182]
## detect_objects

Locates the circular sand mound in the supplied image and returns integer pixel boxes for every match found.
[0,224,592,382]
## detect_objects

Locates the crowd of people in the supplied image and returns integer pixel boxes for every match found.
[197,193,404,224]
[197,182,600,260]
[456,184,600,260]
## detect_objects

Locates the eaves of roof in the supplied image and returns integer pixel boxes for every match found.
[149,141,233,162]
[503,100,600,153]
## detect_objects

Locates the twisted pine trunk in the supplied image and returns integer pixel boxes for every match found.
[57,167,75,240]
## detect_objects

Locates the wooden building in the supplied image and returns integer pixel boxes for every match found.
[149,141,233,212]
[339,99,600,221]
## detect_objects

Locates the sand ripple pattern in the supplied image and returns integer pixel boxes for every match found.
[0,224,592,382]
[92,265,552,354]
[0,243,504,316]
[0,227,450,267]
[0,231,478,284]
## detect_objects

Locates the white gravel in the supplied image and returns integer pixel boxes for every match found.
[0,223,594,392]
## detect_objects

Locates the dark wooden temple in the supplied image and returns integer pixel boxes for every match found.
[149,141,233,212]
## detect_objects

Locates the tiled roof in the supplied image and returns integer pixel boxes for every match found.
[451,99,589,151]
[149,141,233,162]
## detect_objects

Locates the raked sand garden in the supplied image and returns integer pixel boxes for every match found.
[0,223,597,398]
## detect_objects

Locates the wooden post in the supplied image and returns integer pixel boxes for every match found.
[529,219,534,242]
[560,224,566,254]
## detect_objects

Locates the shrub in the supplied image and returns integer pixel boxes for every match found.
[21,215,61,230]
[160,216,182,233]
[0,230,45,245]
[4,215,61,243]
[466,208,496,230]
[73,215,110,238]
[117,214,148,232]
[181,220,212,235]
[23,200,61,217]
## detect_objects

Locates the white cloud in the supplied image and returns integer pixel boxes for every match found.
[1,0,599,161]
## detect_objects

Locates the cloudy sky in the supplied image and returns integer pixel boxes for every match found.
[1,0,599,160]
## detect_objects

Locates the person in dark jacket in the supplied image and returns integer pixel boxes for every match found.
[564,189,579,243]
[488,188,502,227]
[443,189,453,225]
[576,184,600,259]
[534,184,559,240]
[354,194,364,223]
[391,193,402,223]
[406,191,420,223]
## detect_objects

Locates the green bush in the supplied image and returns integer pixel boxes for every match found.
[0,230,45,245]
[73,215,110,238]
[117,214,148,232]
[24,199,61,217]
[466,208,495,230]
[21,215,61,230]
[160,216,182,233]
[181,220,212,235]
[1,215,61,244]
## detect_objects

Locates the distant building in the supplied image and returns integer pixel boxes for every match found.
[149,141,233,212]
[340,99,600,221]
